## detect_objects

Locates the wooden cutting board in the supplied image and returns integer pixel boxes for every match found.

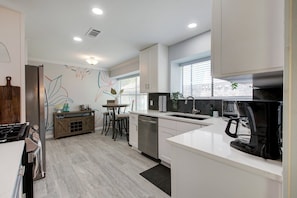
[0,76,20,124]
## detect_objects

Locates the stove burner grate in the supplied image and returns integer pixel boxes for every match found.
[0,122,29,143]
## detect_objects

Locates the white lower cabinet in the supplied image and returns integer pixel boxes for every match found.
[129,113,138,148]
[158,118,203,164]
[159,127,176,164]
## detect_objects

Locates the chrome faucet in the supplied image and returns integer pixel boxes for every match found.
[185,96,200,114]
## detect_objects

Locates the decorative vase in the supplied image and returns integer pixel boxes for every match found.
[172,100,178,111]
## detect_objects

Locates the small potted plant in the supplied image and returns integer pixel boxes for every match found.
[110,88,124,104]
[171,92,183,111]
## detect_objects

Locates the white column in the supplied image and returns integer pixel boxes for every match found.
[283,0,297,197]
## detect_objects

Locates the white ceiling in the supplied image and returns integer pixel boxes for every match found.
[0,0,212,69]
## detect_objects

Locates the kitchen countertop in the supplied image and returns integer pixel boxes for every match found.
[130,110,282,182]
[0,140,25,197]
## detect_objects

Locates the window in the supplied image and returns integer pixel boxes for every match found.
[118,75,147,111]
[181,57,253,98]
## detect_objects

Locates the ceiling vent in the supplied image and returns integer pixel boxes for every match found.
[85,28,101,38]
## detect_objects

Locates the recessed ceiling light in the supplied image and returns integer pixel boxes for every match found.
[92,8,103,15]
[188,23,197,29]
[73,37,82,42]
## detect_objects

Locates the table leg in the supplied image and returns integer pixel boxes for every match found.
[112,107,116,139]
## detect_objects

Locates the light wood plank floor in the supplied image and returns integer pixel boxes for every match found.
[34,131,170,198]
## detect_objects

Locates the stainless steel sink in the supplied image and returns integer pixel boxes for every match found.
[166,113,210,120]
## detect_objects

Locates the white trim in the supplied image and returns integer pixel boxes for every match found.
[109,56,139,78]
[29,58,108,71]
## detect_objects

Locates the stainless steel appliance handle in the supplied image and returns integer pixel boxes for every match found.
[138,119,157,124]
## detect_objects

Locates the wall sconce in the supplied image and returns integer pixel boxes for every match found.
[0,42,11,62]
[86,57,98,65]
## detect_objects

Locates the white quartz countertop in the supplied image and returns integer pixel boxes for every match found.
[131,110,282,182]
[0,140,25,198]
[130,110,212,126]
[168,118,282,182]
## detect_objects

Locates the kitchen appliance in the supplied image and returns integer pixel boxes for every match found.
[222,100,239,118]
[0,123,29,143]
[158,95,167,112]
[225,101,282,160]
[0,122,34,198]
[25,65,46,179]
[138,115,159,159]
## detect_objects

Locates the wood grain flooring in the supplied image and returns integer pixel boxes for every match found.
[33,131,170,198]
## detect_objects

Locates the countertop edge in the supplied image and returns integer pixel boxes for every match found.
[167,137,282,182]
[131,110,282,182]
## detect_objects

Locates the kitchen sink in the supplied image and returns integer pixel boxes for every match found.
[166,113,210,120]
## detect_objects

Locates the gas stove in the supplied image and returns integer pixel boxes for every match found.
[0,122,29,143]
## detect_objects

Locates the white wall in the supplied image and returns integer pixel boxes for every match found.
[0,6,26,121]
[169,31,211,62]
[283,0,297,197]
[29,61,118,137]
[168,31,211,93]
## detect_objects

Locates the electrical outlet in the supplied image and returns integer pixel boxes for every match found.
[150,100,153,106]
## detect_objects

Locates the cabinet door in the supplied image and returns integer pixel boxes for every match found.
[139,49,150,92]
[147,45,158,92]
[139,44,168,93]
[159,126,175,164]
[212,0,284,78]
[54,118,70,138]
[129,114,138,148]
[82,116,95,132]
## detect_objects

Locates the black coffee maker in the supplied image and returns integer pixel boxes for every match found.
[225,101,282,160]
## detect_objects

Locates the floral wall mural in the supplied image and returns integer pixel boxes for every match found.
[30,61,117,137]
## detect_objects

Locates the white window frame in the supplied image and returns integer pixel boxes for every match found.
[180,57,253,99]
[118,75,148,111]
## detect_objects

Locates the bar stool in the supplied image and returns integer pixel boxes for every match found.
[101,100,115,134]
[114,100,134,143]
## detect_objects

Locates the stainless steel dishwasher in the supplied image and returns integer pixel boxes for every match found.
[138,115,158,159]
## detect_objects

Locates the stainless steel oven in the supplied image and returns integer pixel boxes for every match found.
[138,115,158,159]
[0,122,34,198]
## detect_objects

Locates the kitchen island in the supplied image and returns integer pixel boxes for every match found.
[168,118,282,198]
[0,140,25,197]
[131,110,282,198]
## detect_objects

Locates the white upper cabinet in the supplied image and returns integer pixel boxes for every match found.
[139,44,169,93]
[211,0,284,78]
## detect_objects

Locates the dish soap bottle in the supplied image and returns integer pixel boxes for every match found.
[209,104,213,116]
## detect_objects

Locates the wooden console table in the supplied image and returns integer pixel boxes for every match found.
[53,110,95,139]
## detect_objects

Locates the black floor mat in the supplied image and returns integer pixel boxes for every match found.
[140,164,171,196]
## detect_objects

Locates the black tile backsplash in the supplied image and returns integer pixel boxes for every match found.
[148,93,222,116]
[148,85,283,116]
[148,93,170,110]
[179,99,222,116]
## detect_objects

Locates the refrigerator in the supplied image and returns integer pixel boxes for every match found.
[25,65,46,180]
